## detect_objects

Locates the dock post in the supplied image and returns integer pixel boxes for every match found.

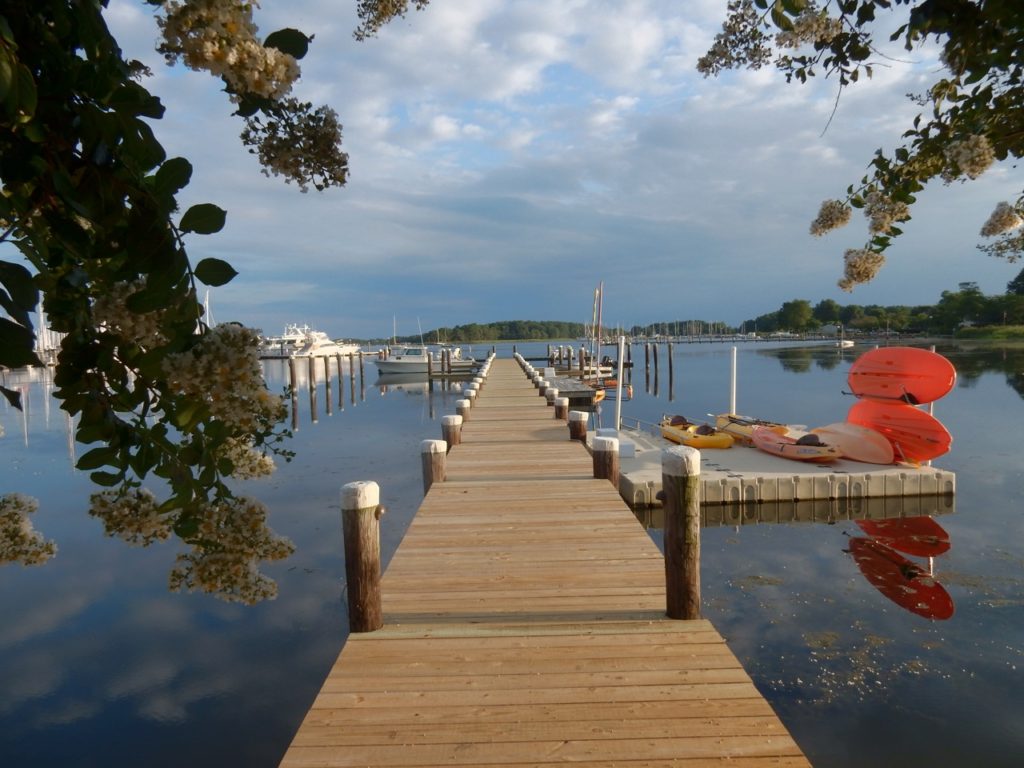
[421,439,447,493]
[288,356,299,431]
[662,446,701,620]
[441,414,463,448]
[554,396,569,419]
[568,410,588,441]
[456,398,471,421]
[592,436,619,489]
[545,387,558,406]
[341,481,383,633]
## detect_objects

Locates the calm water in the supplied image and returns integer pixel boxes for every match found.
[1,340,1022,766]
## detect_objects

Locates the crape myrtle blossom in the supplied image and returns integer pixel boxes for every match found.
[158,0,300,101]
[775,4,843,49]
[863,191,910,235]
[810,199,852,236]
[943,135,996,181]
[89,488,172,547]
[162,323,286,434]
[220,436,276,479]
[1,494,57,566]
[980,202,1023,238]
[91,278,167,349]
[839,248,885,292]
[168,496,295,604]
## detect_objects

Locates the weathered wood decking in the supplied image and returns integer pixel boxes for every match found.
[280,358,811,767]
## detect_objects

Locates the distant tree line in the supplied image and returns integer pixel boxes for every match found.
[401,272,1024,342]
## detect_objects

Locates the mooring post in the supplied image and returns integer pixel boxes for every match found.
[421,439,447,493]
[456,398,471,421]
[545,387,559,406]
[288,356,299,431]
[554,396,569,420]
[592,436,620,488]
[568,410,588,441]
[341,481,383,633]
[662,445,701,620]
[441,414,463,449]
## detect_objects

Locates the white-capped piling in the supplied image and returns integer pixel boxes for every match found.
[341,481,383,632]
[592,436,619,489]
[662,446,701,620]
[568,410,588,441]
[456,398,471,421]
[421,439,447,493]
[554,396,569,420]
[545,387,559,406]
[441,414,463,448]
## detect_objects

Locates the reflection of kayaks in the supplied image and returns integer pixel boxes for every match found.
[713,413,788,446]
[847,400,952,463]
[848,346,956,404]
[848,537,954,620]
[854,516,951,557]
[660,416,733,449]
[811,422,895,464]
[750,425,842,463]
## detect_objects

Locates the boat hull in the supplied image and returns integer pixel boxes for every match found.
[750,425,841,463]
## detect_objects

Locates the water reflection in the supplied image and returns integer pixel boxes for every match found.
[847,536,954,620]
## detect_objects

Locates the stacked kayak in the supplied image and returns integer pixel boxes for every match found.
[660,415,733,449]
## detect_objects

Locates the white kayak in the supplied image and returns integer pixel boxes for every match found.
[810,422,895,464]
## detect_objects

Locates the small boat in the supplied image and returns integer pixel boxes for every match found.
[660,415,733,449]
[259,324,360,359]
[373,345,479,374]
[592,378,633,401]
[750,425,842,463]
[713,413,789,446]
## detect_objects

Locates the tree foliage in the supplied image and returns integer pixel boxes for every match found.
[0,1,358,601]
[700,0,1024,289]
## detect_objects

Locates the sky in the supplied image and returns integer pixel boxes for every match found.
[97,0,1022,340]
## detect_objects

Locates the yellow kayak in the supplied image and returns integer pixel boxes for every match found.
[660,416,734,449]
[714,413,788,446]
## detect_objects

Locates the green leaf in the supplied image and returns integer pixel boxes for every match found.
[1,385,22,410]
[89,470,124,487]
[77,447,118,471]
[179,203,226,234]
[0,317,42,367]
[194,257,238,287]
[264,28,310,59]
[154,157,193,198]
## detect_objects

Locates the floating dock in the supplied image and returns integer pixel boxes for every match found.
[279,357,811,767]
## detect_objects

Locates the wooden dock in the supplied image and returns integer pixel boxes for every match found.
[280,358,811,767]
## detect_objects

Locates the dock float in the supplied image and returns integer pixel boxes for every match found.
[279,358,811,767]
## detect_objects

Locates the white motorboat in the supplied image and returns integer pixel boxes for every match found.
[373,345,479,374]
[259,324,361,359]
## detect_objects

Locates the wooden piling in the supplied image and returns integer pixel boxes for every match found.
[568,410,588,441]
[662,445,701,620]
[545,387,558,406]
[456,398,471,421]
[554,396,569,420]
[421,439,447,493]
[441,414,463,448]
[288,356,299,431]
[592,435,619,489]
[341,481,383,633]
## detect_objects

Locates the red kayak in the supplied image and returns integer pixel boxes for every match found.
[847,400,953,463]
[848,346,956,405]
[848,537,954,620]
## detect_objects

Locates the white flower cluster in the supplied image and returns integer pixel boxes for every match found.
[810,199,852,236]
[168,495,294,604]
[158,1,300,100]
[89,488,171,546]
[838,248,886,291]
[944,134,995,180]
[776,5,843,48]
[864,191,910,234]
[220,436,275,479]
[980,202,1023,237]
[92,278,166,349]
[1,494,57,566]
[162,324,286,433]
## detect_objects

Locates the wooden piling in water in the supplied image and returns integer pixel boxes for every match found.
[421,439,447,493]
[288,356,299,431]
[662,445,701,620]
[341,481,383,633]
[592,435,619,489]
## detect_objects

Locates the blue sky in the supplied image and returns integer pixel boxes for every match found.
[100,0,1022,339]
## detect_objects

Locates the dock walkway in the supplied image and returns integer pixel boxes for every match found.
[280,358,811,767]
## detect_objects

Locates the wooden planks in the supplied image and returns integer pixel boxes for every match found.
[280,358,811,767]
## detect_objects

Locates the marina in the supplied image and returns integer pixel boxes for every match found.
[2,340,1022,767]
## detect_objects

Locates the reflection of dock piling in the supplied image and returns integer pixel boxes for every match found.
[280,357,811,768]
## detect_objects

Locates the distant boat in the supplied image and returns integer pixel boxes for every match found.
[373,345,479,374]
[259,324,361,359]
